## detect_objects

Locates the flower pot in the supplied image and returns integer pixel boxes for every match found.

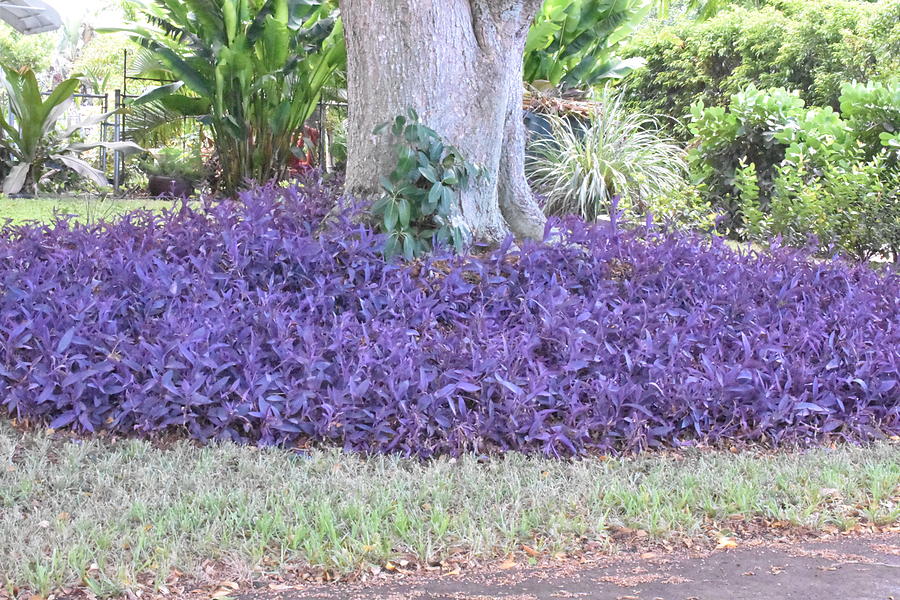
[148,175,194,198]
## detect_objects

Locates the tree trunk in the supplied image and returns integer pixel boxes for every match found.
[340,0,546,243]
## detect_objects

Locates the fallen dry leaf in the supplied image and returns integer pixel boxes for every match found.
[716,536,739,550]
[210,581,239,600]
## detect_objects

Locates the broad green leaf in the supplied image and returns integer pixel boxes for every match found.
[398,198,411,228]
[129,82,185,106]
[384,201,399,231]
[418,165,438,183]
[428,182,444,206]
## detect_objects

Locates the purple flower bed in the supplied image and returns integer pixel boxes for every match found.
[1,180,898,456]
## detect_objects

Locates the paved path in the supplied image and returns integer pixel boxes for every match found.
[245,533,900,600]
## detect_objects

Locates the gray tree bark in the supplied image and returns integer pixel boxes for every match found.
[340,0,547,244]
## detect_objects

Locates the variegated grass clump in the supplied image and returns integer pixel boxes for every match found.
[528,89,690,222]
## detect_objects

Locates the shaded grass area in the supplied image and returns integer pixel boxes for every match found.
[2,423,898,597]
[0,197,177,225]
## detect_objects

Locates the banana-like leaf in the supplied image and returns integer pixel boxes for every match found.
[63,108,125,137]
[69,141,147,157]
[45,99,75,136]
[130,82,185,106]
[160,95,211,115]
[42,77,82,124]
[524,0,657,89]
[146,42,214,98]
[50,154,109,187]
[0,110,20,149]
[580,56,648,83]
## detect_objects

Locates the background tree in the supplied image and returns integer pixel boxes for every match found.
[0,29,55,73]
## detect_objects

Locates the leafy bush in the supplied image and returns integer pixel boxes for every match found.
[1,180,897,456]
[622,0,897,135]
[839,80,900,151]
[0,28,54,73]
[527,90,697,224]
[689,81,900,258]
[740,154,900,261]
[373,110,481,259]
[139,147,206,183]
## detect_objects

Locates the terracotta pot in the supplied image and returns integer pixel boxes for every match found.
[148,175,194,198]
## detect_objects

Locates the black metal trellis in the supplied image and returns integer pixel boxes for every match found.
[108,49,199,192]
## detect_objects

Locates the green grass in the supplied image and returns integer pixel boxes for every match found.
[0,196,178,226]
[2,423,898,598]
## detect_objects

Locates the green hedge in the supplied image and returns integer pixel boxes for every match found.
[622,0,900,135]
[688,81,900,261]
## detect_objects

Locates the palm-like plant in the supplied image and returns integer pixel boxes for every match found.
[0,65,142,196]
[524,0,734,90]
[527,89,688,221]
[525,0,652,89]
[112,0,345,195]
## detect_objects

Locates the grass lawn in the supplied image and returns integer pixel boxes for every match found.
[2,422,898,598]
[0,196,180,226]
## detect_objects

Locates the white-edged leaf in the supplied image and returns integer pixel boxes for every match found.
[50,154,108,187]
[70,141,146,157]
[2,164,29,194]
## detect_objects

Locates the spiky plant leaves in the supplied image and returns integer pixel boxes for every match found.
[528,88,689,222]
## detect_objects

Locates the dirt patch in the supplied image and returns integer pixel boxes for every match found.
[233,532,900,600]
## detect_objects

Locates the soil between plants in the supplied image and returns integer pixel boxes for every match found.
[237,532,900,600]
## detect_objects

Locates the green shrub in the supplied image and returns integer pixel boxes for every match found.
[689,81,900,260]
[138,146,206,183]
[622,0,896,135]
[0,28,54,73]
[740,153,900,261]
[373,110,482,259]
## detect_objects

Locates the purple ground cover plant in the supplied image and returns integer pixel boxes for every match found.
[1,179,898,456]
